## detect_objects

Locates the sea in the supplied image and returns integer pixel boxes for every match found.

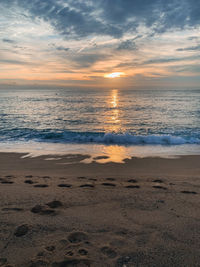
[0,88,199,162]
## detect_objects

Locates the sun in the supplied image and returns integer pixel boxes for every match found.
[104,72,125,78]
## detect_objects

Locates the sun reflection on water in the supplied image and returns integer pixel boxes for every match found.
[105,89,123,133]
[96,145,131,163]
[111,89,118,108]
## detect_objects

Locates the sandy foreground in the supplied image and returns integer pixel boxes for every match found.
[0,152,200,267]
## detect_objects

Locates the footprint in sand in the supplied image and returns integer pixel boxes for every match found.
[78,248,88,256]
[34,184,48,188]
[68,231,88,244]
[66,250,74,256]
[100,246,117,259]
[46,200,63,208]
[2,207,23,212]
[45,245,56,252]
[14,224,29,237]
[105,178,116,181]
[58,184,72,188]
[153,185,167,190]
[24,179,35,184]
[125,185,140,189]
[153,179,164,183]
[101,182,116,187]
[127,179,138,183]
[31,201,62,215]
[180,190,197,194]
[31,205,55,215]
[0,179,14,184]
[80,184,94,188]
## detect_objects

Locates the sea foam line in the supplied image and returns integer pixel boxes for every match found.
[0,129,199,145]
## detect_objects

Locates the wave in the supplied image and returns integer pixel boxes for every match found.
[0,129,200,145]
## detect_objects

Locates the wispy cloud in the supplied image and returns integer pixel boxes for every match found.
[55,46,69,52]
[2,38,16,44]
[177,45,200,51]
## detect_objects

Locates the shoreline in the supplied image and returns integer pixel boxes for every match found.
[0,152,200,266]
[0,142,200,164]
[0,152,199,177]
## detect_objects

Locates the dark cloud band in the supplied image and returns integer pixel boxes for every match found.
[1,0,200,40]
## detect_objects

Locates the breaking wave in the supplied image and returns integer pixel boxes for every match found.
[0,129,199,145]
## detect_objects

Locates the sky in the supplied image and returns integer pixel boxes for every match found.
[0,0,200,89]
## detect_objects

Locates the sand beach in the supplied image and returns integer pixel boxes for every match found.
[0,153,200,266]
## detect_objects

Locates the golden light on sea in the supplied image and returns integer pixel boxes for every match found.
[111,89,118,108]
[104,72,125,78]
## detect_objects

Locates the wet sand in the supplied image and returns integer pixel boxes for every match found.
[0,153,200,266]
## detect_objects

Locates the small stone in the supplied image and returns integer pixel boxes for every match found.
[101,246,117,258]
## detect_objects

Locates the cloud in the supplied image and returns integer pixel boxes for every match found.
[56,46,69,52]
[169,64,200,73]
[117,39,137,50]
[0,0,200,88]
[98,0,158,25]
[144,58,183,64]
[0,59,32,65]
[187,36,199,41]
[177,45,200,51]
[98,0,200,34]
[144,55,200,65]
[2,38,16,44]
[71,53,110,68]
[13,0,122,39]
[1,0,200,40]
